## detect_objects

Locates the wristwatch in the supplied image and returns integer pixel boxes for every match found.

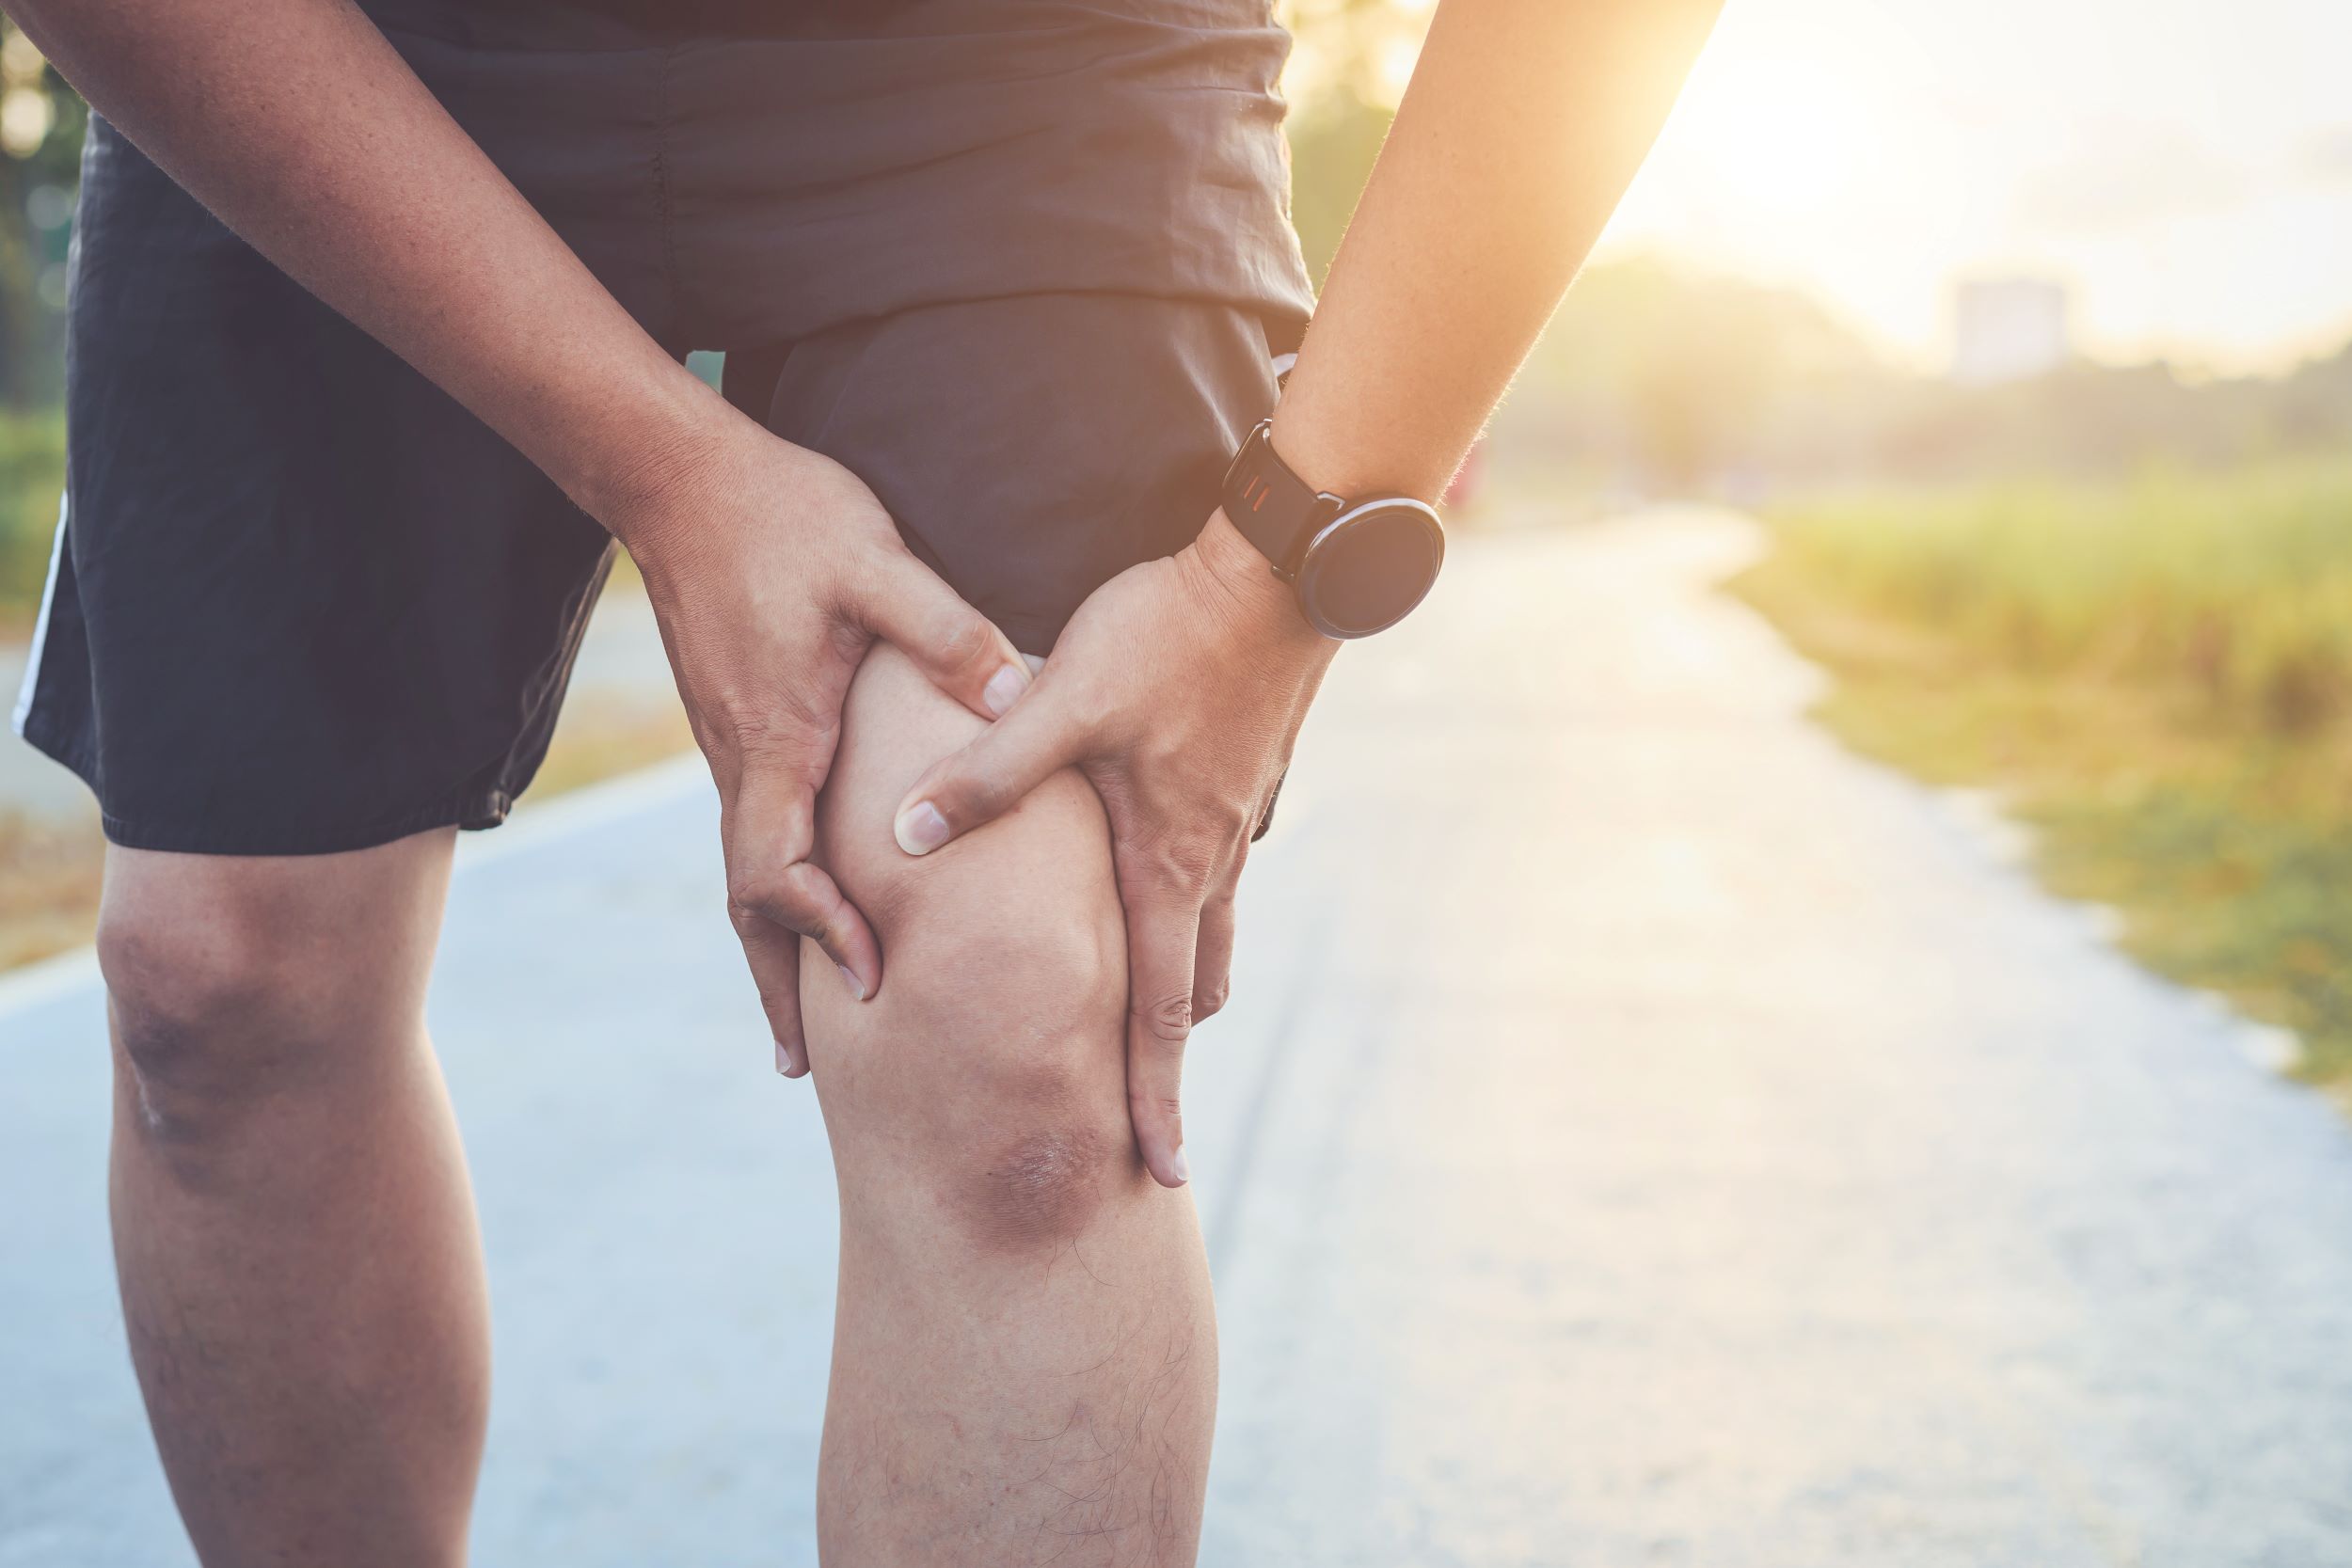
[1218,419,1445,639]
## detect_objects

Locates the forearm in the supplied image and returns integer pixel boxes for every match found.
[1273,0,1724,499]
[12,0,725,533]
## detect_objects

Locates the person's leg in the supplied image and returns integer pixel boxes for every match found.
[803,645,1216,1567]
[98,830,485,1567]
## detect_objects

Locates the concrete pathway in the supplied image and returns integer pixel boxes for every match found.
[7,512,2352,1566]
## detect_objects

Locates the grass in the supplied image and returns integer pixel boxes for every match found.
[1733,459,2352,1090]
[0,810,103,972]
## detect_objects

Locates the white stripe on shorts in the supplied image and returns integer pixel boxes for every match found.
[10,491,69,739]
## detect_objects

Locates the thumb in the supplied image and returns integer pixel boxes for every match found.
[890,675,1093,856]
[854,546,1033,722]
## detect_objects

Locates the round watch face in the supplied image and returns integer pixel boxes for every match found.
[1295,499,1446,639]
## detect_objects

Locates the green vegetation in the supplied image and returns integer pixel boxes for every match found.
[1495,255,2352,500]
[0,807,100,971]
[1736,461,2352,1089]
[0,407,60,626]
[0,15,87,409]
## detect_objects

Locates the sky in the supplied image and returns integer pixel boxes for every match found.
[1333,0,2352,375]
[1603,0,2352,373]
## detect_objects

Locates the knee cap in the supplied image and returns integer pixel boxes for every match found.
[894,919,1136,1251]
[956,1123,1127,1251]
[98,906,314,1140]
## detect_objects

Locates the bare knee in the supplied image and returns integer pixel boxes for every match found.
[96,839,448,1150]
[809,644,1148,1253]
[964,1120,1122,1253]
[101,904,301,1142]
[935,916,1137,1249]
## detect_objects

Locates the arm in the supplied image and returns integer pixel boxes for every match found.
[15,0,699,519]
[895,0,1725,1186]
[13,0,1035,1069]
[1272,0,1726,502]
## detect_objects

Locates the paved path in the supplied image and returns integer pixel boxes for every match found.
[8,512,2352,1566]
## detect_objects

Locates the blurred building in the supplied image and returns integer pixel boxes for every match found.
[1949,277,2072,385]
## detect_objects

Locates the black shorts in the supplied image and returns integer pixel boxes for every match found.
[14,0,1313,856]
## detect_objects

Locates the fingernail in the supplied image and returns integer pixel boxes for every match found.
[1171,1147,1191,1185]
[894,800,951,856]
[774,1040,799,1077]
[838,963,867,1002]
[982,662,1028,718]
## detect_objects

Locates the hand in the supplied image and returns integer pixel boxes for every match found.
[886,510,1338,1186]
[610,416,1032,1078]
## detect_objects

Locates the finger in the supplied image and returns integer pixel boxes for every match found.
[854,546,1033,722]
[730,909,810,1077]
[1191,869,1240,1023]
[888,677,1092,857]
[1122,889,1201,1189]
[725,765,882,1002]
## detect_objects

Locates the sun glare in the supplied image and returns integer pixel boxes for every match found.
[1586,0,2352,373]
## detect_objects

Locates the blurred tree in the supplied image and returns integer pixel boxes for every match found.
[1279,0,1431,285]
[1284,92,1390,287]
[1502,259,1885,490]
[0,14,84,409]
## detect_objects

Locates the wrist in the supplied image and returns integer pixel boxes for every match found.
[1187,508,1340,657]
[1267,371,1454,506]
[563,370,744,552]
[1263,382,1387,503]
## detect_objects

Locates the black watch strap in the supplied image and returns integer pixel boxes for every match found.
[1220,420,1334,578]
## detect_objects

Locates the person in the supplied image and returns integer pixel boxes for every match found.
[7,0,1722,1560]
